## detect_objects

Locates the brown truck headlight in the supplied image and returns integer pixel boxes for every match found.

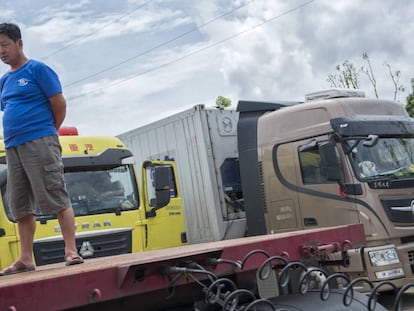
[368,248,400,267]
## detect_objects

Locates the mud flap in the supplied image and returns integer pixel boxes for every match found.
[256,268,280,298]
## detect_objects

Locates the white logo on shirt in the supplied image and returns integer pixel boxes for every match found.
[18,78,29,86]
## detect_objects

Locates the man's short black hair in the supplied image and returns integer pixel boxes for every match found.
[0,23,22,42]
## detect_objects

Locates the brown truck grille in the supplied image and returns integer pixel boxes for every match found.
[381,198,414,223]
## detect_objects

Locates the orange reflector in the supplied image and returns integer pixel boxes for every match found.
[59,126,79,136]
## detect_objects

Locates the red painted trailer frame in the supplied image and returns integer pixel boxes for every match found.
[0,224,365,311]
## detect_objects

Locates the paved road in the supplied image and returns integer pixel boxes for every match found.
[377,288,414,310]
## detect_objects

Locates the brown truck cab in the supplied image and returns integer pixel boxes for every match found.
[238,89,414,288]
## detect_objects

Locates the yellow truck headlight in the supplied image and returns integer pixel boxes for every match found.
[368,248,400,267]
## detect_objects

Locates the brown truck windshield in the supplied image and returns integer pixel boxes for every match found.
[347,137,414,181]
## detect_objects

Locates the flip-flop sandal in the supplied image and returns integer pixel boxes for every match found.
[0,261,35,276]
[65,256,84,266]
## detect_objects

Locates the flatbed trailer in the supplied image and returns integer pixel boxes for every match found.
[1,224,409,311]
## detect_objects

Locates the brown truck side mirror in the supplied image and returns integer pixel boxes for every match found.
[319,142,344,183]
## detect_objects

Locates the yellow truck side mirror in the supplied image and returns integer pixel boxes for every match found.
[152,165,171,209]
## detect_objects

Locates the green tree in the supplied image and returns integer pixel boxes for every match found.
[327,60,361,89]
[361,52,378,98]
[326,53,404,102]
[384,61,405,101]
[406,78,414,117]
[215,96,232,109]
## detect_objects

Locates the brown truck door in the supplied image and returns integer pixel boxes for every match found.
[294,138,359,229]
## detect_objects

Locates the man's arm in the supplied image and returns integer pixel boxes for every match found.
[49,93,67,130]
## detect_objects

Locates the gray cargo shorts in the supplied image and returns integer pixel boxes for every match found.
[6,135,71,220]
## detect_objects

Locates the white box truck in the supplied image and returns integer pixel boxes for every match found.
[118,105,246,244]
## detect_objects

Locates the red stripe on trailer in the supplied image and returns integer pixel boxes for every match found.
[0,224,365,311]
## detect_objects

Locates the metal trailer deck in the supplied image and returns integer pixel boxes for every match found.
[1,225,369,311]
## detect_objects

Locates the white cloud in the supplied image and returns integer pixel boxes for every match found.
[27,6,192,45]
[0,9,15,20]
[0,0,413,136]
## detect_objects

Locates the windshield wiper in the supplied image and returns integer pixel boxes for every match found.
[375,166,414,179]
[378,167,406,176]
[365,174,399,181]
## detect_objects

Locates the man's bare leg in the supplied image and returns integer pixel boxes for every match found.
[0,214,36,273]
[17,214,36,265]
[57,207,82,263]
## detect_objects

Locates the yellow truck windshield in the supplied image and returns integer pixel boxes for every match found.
[64,164,139,217]
[1,164,139,222]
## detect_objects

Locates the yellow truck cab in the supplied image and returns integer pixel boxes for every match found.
[0,128,186,269]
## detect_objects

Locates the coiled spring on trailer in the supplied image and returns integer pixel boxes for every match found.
[161,249,414,311]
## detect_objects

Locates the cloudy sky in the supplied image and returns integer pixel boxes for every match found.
[0,0,413,136]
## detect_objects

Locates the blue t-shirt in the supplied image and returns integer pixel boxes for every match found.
[0,59,61,148]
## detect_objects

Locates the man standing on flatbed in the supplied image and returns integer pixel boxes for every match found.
[0,22,83,275]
